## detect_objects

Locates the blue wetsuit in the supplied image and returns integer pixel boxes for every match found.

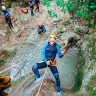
[32,42,63,92]
[28,1,34,16]
[2,10,13,29]
[38,25,46,34]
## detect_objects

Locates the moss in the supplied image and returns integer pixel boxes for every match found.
[0,59,6,66]
[86,74,96,96]
[72,70,83,92]
[89,90,96,96]
[1,49,17,59]
[1,50,12,58]
[63,18,71,25]
[11,76,24,88]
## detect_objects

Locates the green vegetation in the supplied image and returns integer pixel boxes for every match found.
[72,70,83,92]
[42,0,96,28]
[86,74,96,96]
[11,76,24,88]
[5,0,11,8]
[1,50,13,58]
[0,59,6,66]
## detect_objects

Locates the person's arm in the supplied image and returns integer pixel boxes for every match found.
[56,45,64,58]
[38,27,41,33]
[42,25,46,32]
[41,43,48,62]
[2,12,6,19]
[28,1,32,6]
[7,11,11,17]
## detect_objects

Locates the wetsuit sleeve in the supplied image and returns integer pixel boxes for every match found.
[28,1,32,6]
[41,43,48,62]
[8,11,11,17]
[56,45,63,58]
[38,26,40,33]
[2,12,6,19]
[42,25,46,32]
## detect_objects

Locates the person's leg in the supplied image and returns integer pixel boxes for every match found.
[35,1,39,12]
[49,66,61,92]
[37,1,39,12]
[30,7,34,16]
[8,18,13,28]
[5,18,11,29]
[32,61,47,78]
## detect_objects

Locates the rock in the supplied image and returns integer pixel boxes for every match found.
[74,25,89,34]
[59,27,67,33]
[51,17,61,23]
[62,18,71,25]
[12,27,18,33]
[51,27,59,34]
[81,41,89,51]
[61,32,80,45]
[0,30,7,36]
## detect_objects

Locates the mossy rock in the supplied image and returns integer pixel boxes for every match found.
[86,75,96,91]
[71,70,83,92]
[89,90,96,96]
[0,59,6,66]
[63,18,71,25]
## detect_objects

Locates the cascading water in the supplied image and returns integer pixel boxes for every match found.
[57,47,80,89]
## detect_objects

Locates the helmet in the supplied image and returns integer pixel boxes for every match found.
[50,34,57,39]
[37,22,42,27]
[2,6,6,10]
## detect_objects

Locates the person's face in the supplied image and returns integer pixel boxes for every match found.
[49,37,56,46]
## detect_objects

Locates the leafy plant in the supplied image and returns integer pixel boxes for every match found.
[0,59,6,66]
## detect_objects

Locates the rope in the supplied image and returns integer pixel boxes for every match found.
[0,47,39,74]
[36,66,48,96]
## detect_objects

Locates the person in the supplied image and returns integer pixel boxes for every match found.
[1,6,14,30]
[37,22,46,34]
[32,34,71,96]
[0,75,12,96]
[28,0,34,16]
[34,0,40,12]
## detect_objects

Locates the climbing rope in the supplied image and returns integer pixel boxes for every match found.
[0,47,39,74]
[36,65,48,96]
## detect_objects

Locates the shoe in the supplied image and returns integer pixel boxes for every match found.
[57,91,63,96]
[34,77,42,84]
[3,88,11,93]
[10,27,12,30]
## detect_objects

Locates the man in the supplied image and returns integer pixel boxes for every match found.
[28,0,34,16]
[37,22,46,34]
[1,6,14,30]
[0,75,12,96]
[34,0,40,12]
[32,34,71,96]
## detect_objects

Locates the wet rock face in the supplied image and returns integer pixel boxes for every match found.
[33,79,57,96]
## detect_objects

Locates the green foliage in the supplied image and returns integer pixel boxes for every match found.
[89,90,96,96]
[1,50,13,58]
[48,10,58,17]
[5,0,12,8]
[42,0,51,7]
[86,74,96,96]
[0,59,6,66]
[42,0,96,27]
[72,70,83,92]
